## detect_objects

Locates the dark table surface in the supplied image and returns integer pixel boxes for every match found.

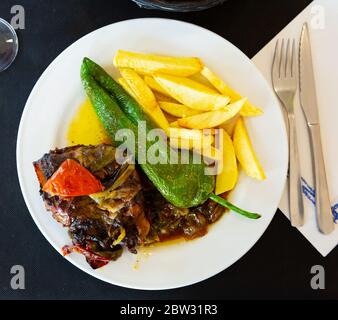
[0,0,337,300]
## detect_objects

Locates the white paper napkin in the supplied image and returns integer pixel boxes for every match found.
[252,0,338,256]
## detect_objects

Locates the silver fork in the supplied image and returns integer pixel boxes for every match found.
[272,39,304,227]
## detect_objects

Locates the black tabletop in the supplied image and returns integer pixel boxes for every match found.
[0,0,336,300]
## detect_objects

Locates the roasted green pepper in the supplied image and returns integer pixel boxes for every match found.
[81,58,260,219]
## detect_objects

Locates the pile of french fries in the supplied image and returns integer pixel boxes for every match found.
[114,50,266,196]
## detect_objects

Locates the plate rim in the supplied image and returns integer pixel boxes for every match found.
[16,17,288,290]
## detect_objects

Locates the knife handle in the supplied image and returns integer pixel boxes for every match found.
[288,113,304,227]
[309,124,335,234]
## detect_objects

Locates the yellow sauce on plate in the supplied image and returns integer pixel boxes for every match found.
[133,238,186,270]
[67,99,111,146]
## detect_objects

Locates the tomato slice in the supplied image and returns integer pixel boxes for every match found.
[42,159,104,197]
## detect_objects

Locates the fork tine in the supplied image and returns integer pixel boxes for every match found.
[291,39,296,77]
[280,39,286,78]
[272,39,281,79]
[272,38,298,86]
[285,39,291,77]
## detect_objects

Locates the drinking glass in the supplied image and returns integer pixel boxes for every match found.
[0,18,18,72]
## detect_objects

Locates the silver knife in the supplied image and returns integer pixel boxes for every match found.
[299,23,335,234]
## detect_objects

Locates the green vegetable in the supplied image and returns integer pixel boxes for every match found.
[81,59,214,208]
[81,57,260,219]
[209,194,261,219]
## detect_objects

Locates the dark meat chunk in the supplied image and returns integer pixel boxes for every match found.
[191,199,225,224]
[34,144,150,268]
[33,144,225,269]
[182,213,208,240]
[33,144,119,187]
[143,184,223,242]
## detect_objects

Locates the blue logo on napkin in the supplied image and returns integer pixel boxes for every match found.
[301,177,338,224]
[332,204,338,224]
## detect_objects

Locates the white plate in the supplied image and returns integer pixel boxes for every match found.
[17,18,288,290]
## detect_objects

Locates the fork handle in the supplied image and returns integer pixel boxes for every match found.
[288,113,304,227]
[308,124,334,234]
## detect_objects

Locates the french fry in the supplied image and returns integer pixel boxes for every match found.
[118,77,137,99]
[144,76,170,96]
[170,138,220,161]
[154,92,178,103]
[169,121,180,128]
[239,103,263,117]
[117,77,169,132]
[168,127,213,141]
[194,145,222,162]
[201,67,263,117]
[233,118,266,180]
[146,109,170,133]
[178,99,245,129]
[215,130,238,194]
[119,68,157,111]
[162,111,178,124]
[183,147,221,162]
[169,136,214,149]
[153,74,230,111]
[114,50,203,77]
[170,120,218,134]
[189,73,216,88]
[219,114,240,137]
[159,101,201,118]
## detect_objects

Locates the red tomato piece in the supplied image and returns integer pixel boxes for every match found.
[42,159,104,197]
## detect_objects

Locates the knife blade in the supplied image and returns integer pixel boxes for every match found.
[299,23,320,125]
[299,23,335,234]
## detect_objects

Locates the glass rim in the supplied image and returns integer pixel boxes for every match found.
[131,0,225,12]
[0,18,19,72]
